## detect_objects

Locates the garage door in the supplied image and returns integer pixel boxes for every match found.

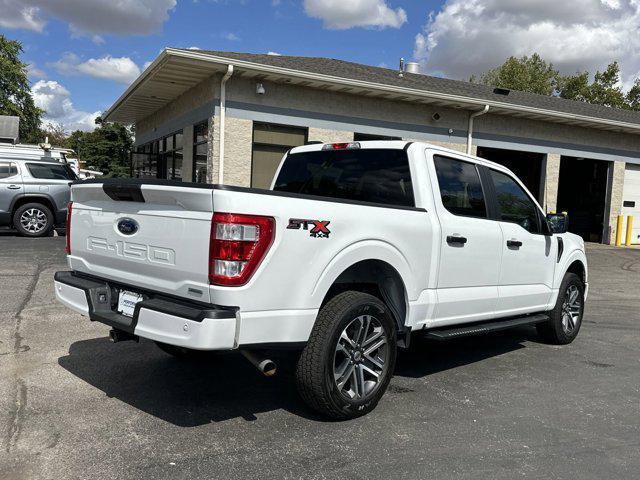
[621,163,640,244]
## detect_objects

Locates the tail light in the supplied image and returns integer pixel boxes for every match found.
[65,202,73,255]
[209,212,275,286]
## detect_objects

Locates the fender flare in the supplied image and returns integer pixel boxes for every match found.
[554,248,587,289]
[10,193,59,214]
[310,239,415,307]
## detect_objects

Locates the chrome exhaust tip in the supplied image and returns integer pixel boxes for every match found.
[241,350,276,377]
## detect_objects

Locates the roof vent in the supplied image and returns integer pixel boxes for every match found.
[398,57,405,78]
[493,87,510,96]
[405,62,420,74]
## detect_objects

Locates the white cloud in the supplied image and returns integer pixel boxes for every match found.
[0,0,175,36]
[26,63,47,80]
[31,80,100,132]
[187,46,201,50]
[267,51,282,56]
[414,0,640,88]
[50,53,141,85]
[304,0,407,30]
[222,32,241,41]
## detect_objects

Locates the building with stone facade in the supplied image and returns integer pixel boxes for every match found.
[103,49,640,244]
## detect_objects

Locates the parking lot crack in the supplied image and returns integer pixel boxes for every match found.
[4,378,27,453]
[3,262,46,453]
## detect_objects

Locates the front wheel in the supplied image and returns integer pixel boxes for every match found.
[537,272,585,345]
[295,291,397,420]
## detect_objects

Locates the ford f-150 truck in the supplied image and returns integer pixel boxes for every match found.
[55,141,587,419]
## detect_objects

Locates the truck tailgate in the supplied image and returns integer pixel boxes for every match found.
[68,181,214,303]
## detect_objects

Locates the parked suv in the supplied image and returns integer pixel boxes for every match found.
[0,159,77,237]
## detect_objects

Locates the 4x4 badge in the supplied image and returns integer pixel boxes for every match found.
[287,218,331,238]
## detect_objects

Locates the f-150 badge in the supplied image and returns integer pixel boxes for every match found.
[287,218,331,238]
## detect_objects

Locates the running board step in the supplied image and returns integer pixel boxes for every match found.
[423,314,549,341]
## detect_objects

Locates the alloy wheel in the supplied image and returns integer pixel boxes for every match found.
[561,284,582,334]
[20,208,48,234]
[333,314,389,400]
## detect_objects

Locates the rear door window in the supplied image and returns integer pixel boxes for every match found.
[274,148,414,207]
[0,162,18,179]
[26,163,77,180]
[433,155,487,218]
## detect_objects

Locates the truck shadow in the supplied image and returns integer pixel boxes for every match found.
[58,328,538,426]
[58,337,316,425]
[395,327,537,378]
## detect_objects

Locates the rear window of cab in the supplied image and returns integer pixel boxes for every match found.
[273,148,414,207]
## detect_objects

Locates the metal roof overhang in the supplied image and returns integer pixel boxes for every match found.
[104,48,640,135]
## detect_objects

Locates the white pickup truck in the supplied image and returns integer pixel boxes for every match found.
[55,141,587,419]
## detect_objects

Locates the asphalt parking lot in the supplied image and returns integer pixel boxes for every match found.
[0,236,638,479]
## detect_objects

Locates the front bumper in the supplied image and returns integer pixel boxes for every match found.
[54,271,238,350]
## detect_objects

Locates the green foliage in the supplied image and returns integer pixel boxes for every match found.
[0,35,42,141]
[480,53,561,96]
[68,122,133,177]
[479,53,640,111]
[560,62,628,109]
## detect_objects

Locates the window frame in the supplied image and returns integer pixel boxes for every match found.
[481,165,545,235]
[432,154,489,220]
[192,120,209,183]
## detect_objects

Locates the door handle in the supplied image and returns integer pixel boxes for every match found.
[7,185,21,190]
[507,240,523,248]
[446,235,467,245]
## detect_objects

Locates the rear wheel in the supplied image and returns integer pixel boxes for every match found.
[537,272,584,345]
[295,291,397,420]
[13,203,53,237]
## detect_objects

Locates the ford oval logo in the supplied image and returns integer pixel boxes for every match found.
[117,218,138,235]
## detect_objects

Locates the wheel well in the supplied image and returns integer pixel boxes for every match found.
[321,260,408,336]
[11,196,55,220]
[566,260,586,285]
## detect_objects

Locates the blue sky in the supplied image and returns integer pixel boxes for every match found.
[1,0,639,131]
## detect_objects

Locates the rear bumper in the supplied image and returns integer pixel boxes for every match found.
[54,271,238,350]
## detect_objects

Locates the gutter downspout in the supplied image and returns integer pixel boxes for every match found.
[466,105,489,155]
[218,64,234,184]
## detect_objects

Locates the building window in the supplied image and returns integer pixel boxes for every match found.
[251,122,307,189]
[353,132,402,141]
[193,121,208,183]
[132,130,183,180]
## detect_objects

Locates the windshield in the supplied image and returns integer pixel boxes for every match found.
[273,148,414,207]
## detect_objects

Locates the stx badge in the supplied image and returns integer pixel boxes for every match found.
[287,218,331,238]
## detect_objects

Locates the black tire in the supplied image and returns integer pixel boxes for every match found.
[537,272,585,345]
[295,291,397,420]
[13,202,54,237]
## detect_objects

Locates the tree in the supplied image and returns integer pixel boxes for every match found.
[0,35,42,141]
[626,79,640,110]
[68,121,133,177]
[560,62,628,109]
[478,53,640,111]
[478,53,561,96]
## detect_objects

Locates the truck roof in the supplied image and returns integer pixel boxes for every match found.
[288,140,506,170]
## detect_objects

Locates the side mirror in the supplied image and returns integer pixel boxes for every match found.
[546,212,568,234]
